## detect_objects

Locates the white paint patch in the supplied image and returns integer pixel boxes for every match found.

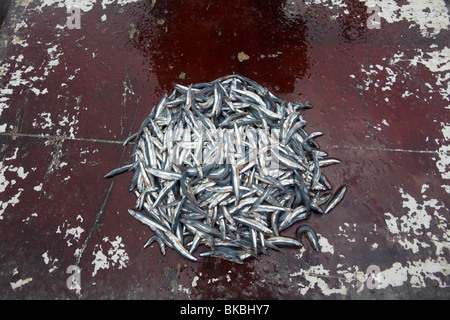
[58,113,79,139]
[289,181,449,297]
[30,87,48,96]
[171,283,192,295]
[0,38,65,131]
[290,264,348,296]
[291,256,450,295]
[382,46,449,193]
[10,277,33,290]
[37,0,96,12]
[37,0,141,12]
[436,122,450,183]
[384,185,448,255]
[360,63,398,93]
[0,189,23,220]
[361,0,450,38]
[117,0,142,5]
[33,112,54,130]
[91,246,109,277]
[337,222,357,243]
[42,251,59,273]
[409,47,450,107]
[284,0,350,21]
[305,0,348,10]
[91,236,129,276]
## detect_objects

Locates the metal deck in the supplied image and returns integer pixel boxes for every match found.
[0,0,449,299]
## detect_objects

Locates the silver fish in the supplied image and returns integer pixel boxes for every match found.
[105,74,346,264]
[324,186,347,214]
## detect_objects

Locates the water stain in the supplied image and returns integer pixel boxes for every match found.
[129,0,311,94]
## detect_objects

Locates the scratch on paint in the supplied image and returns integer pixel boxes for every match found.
[0,147,30,220]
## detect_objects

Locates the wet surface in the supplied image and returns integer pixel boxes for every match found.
[0,0,449,299]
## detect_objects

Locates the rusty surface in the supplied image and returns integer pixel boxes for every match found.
[0,0,449,299]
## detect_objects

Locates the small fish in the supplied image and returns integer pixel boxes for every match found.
[233,216,273,235]
[296,225,320,252]
[200,249,244,264]
[324,186,347,214]
[231,165,240,205]
[128,209,168,233]
[143,236,166,255]
[164,229,198,262]
[145,167,182,180]
[266,236,302,247]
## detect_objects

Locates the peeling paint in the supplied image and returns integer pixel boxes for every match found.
[42,251,59,273]
[290,264,349,296]
[375,258,450,289]
[56,220,85,247]
[10,277,33,290]
[0,0,448,300]
[384,185,448,254]
[33,183,43,191]
[91,236,129,277]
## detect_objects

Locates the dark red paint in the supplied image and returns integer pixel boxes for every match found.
[0,0,448,299]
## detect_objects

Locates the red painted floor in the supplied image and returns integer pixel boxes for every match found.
[0,0,449,299]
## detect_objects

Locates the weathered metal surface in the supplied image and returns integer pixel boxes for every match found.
[0,0,449,299]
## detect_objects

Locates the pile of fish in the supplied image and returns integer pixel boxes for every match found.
[105,74,346,264]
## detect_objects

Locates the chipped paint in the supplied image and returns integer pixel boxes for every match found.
[56,220,85,247]
[192,275,199,287]
[409,47,450,107]
[33,112,54,130]
[359,63,398,92]
[290,264,349,296]
[349,14,450,194]
[10,277,33,290]
[0,147,30,220]
[33,183,43,191]
[436,122,450,183]
[317,234,334,254]
[0,0,449,299]
[288,178,449,297]
[42,251,59,273]
[376,258,450,289]
[91,236,129,277]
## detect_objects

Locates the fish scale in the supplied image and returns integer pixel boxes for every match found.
[105,74,346,263]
